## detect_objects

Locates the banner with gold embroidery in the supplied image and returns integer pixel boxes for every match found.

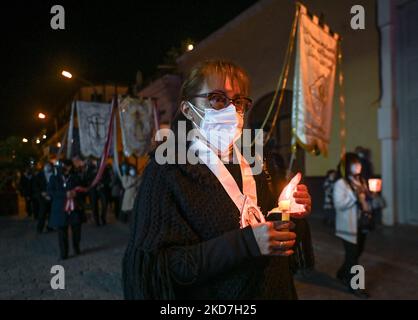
[292,5,339,156]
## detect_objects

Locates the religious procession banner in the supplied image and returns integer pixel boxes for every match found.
[118,97,155,157]
[76,101,112,158]
[292,5,339,156]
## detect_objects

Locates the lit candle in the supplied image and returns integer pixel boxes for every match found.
[268,173,304,223]
[279,200,291,222]
[278,199,291,212]
[368,179,382,193]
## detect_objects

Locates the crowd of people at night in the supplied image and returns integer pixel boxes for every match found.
[17,156,141,260]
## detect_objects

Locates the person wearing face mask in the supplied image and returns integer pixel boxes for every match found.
[119,166,141,224]
[48,160,85,260]
[333,152,371,299]
[355,146,374,182]
[122,60,312,300]
[34,162,54,234]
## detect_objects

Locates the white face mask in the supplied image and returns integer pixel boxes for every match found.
[129,169,136,177]
[350,163,362,176]
[188,102,244,155]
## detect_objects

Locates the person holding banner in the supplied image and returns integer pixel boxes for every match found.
[123,60,312,300]
[48,160,85,260]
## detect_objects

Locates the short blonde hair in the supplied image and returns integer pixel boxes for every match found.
[180,60,250,99]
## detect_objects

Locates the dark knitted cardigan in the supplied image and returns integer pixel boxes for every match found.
[122,154,298,300]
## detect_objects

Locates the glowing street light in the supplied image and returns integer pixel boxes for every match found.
[36,139,41,144]
[187,44,194,51]
[61,69,98,100]
[42,134,47,139]
[38,113,46,119]
[61,70,73,79]
[57,142,62,148]
[22,138,28,143]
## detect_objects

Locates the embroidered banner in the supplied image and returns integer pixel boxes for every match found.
[119,97,155,157]
[76,101,112,158]
[292,7,339,156]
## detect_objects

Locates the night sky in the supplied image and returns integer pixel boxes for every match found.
[1,0,257,139]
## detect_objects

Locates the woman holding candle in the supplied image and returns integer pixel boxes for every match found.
[333,152,371,299]
[123,60,312,300]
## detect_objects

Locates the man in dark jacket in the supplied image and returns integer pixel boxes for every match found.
[48,160,85,260]
[34,162,54,233]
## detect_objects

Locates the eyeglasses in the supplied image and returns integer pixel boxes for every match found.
[189,92,253,113]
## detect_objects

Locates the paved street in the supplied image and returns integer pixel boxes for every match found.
[294,218,418,300]
[1,213,418,300]
[0,215,129,300]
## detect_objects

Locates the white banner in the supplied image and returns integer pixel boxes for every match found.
[76,101,112,158]
[292,8,339,156]
[119,97,155,157]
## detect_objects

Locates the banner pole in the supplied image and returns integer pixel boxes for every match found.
[251,2,301,148]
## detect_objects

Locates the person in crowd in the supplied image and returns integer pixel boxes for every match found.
[110,166,122,219]
[48,160,85,260]
[123,60,312,300]
[355,146,373,181]
[19,166,37,219]
[85,157,101,226]
[323,169,337,227]
[34,162,54,233]
[95,164,111,225]
[71,156,90,224]
[120,166,141,224]
[333,152,372,299]
[371,189,386,228]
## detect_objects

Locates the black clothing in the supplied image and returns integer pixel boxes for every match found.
[58,224,82,259]
[19,174,38,218]
[48,173,85,228]
[337,231,367,283]
[122,157,297,300]
[90,188,109,225]
[34,172,52,233]
[87,166,110,226]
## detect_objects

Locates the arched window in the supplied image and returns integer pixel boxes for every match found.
[247,90,305,174]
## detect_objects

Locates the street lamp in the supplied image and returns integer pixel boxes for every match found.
[61,70,73,79]
[61,69,99,101]
[38,113,46,119]
[22,138,28,143]
[42,134,47,139]
[35,139,41,144]
[187,44,194,51]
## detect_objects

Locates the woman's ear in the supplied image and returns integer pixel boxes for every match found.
[180,101,194,121]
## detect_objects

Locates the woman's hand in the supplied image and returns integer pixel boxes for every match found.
[292,184,312,219]
[251,222,296,256]
[358,192,370,212]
